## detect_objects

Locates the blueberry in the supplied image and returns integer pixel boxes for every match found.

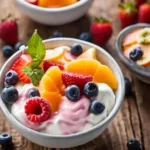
[2,45,14,58]
[28,89,40,98]
[0,133,12,145]
[1,86,18,104]
[51,31,63,38]
[129,47,143,61]
[65,85,80,101]
[124,77,133,97]
[90,100,105,115]
[127,139,141,150]
[15,42,24,51]
[71,43,83,56]
[84,82,99,98]
[79,32,92,42]
[5,70,18,85]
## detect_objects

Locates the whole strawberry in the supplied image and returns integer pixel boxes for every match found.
[135,0,146,8]
[138,1,150,23]
[0,19,18,45]
[90,17,113,46]
[118,2,138,29]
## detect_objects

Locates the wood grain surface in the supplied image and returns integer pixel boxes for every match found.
[0,0,150,150]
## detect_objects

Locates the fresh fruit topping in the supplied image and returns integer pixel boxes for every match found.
[65,85,80,102]
[0,133,12,145]
[118,2,138,28]
[93,65,118,89]
[66,59,101,76]
[26,0,38,5]
[1,86,18,104]
[2,45,14,58]
[28,89,40,98]
[63,51,77,61]
[40,90,62,112]
[90,100,105,115]
[62,72,92,90]
[71,43,83,56]
[135,0,146,8]
[129,47,143,61]
[77,48,96,60]
[127,139,141,150]
[124,77,133,97]
[43,60,64,72]
[51,31,63,38]
[84,82,99,98]
[25,97,51,123]
[0,19,18,44]
[136,28,150,44]
[138,2,150,23]
[11,54,32,83]
[90,17,113,46]
[79,32,92,42]
[23,30,46,86]
[15,42,24,51]
[5,70,18,85]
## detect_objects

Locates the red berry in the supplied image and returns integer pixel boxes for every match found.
[135,0,146,8]
[90,17,113,46]
[118,2,138,29]
[26,0,38,5]
[11,54,32,83]
[0,20,18,45]
[138,3,150,23]
[43,60,64,72]
[62,72,92,90]
[25,97,51,123]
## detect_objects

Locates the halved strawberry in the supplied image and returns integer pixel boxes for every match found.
[11,54,32,83]
[43,60,64,72]
[62,72,92,90]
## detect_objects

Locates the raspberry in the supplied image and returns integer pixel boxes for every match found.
[25,97,51,123]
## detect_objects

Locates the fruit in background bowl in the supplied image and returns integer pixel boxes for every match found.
[122,27,150,67]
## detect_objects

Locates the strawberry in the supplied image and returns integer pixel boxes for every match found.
[43,60,64,72]
[138,2,150,23]
[25,97,51,123]
[26,0,38,5]
[11,54,32,83]
[135,0,146,8]
[90,17,113,46]
[62,72,92,91]
[118,2,138,29]
[0,19,18,45]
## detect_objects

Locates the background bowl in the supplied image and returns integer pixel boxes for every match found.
[116,23,150,84]
[0,38,124,148]
[16,0,93,25]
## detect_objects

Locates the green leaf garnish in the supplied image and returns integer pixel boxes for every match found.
[23,30,46,86]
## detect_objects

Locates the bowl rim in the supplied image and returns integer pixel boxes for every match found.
[0,38,125,139]
[16,0,90,12]
[116,23,150,77]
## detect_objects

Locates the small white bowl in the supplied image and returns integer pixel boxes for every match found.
[16,0,93,25]
[0,38,125,148]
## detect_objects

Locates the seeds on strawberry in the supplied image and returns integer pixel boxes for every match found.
[62,72,92,91]
[25,97,51,123]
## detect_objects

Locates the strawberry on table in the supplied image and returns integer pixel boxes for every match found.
[135,0,146,8]
[11,54,32,83]
[138,1,150,23]
[0,19,18,45]
[118,2,138,29]
[62,72,92,91]
[90,17,113,46]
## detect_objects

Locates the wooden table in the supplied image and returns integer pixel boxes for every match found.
[0,0,150,149]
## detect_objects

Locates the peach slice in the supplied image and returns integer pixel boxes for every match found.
[93,65,118,89]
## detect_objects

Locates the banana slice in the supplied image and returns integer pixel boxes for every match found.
[136,28,150,44]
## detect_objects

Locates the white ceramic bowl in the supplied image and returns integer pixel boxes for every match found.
[16,0,93,25]
[0,38,125,148]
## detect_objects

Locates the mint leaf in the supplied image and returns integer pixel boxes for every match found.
[28,30,46,68]
[23,66,44,86]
